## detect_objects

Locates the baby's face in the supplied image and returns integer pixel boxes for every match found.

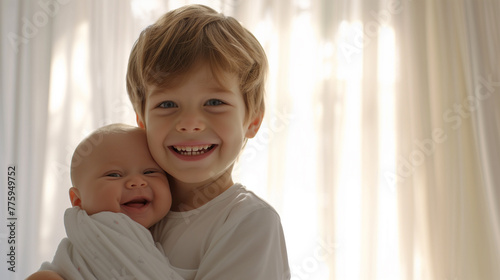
[72,130,171,228]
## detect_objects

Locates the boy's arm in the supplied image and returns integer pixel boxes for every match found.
[195,208,290,280]
[26,270,65,280]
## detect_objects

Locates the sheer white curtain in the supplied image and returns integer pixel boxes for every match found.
[1,0,499,280]
[1,1,162,278]
[395,1,500,279]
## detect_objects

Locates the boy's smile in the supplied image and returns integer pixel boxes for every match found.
[170,144,216,158]
[139,62,262,208]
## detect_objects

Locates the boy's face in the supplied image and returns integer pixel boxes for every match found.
[139,62,261,186]
[70,131,171,228]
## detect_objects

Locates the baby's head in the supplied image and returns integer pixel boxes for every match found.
[127,4,268,124]
[69,123,171,228]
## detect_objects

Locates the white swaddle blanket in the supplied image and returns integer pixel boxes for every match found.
[41,207,183,280]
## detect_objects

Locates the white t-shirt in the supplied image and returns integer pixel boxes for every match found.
[151,183,291,280]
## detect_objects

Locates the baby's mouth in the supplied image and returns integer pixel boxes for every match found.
[171,144,216,156]
[122,198,150,208]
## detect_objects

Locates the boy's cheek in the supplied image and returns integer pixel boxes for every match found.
[148,143,170,169]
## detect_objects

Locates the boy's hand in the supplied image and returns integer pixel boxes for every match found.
[26,270,65,280]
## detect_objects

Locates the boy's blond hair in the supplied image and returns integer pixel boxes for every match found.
[126,4,267,122]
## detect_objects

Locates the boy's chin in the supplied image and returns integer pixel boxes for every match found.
[171,170,233,190]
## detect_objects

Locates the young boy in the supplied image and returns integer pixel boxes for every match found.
[27,123,183,280]
[127,4,290,279]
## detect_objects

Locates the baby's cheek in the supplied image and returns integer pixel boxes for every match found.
[87,195,118,215]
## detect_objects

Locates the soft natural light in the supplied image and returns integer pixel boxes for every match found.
[337,21,364,80]
[40,21,91,259]
[39,10,400,280]
[285,9,328,280]
[5,1,499,279]
[376,25,399,280]
[237,6,331,280]
[334,20,364,280]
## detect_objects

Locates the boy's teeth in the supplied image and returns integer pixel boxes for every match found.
[173,145,213,155]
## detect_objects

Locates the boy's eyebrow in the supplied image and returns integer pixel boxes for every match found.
[148,87,171,98]
[148,85,237,98]
[205,86,236,95]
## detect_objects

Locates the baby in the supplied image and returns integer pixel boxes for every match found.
[27,123,182,280]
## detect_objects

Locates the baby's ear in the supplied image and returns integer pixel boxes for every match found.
[69,187,82,207]
[245,111,264,139]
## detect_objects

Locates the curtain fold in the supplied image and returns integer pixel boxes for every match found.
[465,1,500,265]
[395,1,500,279]
[1,0,53,275]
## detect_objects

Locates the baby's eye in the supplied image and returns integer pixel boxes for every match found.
[106,173,121,178]
[158,101,177,108]
[144,169,166,177]
[205,99,225,106]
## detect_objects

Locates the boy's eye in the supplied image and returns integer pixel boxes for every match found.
[205,99,225,106]
[158,101,177,108]
[106,173,121,178]
[144,170,156,175]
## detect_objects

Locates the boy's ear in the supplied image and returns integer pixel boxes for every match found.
[245,111,264,139]
[69,187,82,207]
[136,113,145,129]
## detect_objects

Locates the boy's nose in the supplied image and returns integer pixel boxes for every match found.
[176,113,206,132]
[126,176,147,188]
